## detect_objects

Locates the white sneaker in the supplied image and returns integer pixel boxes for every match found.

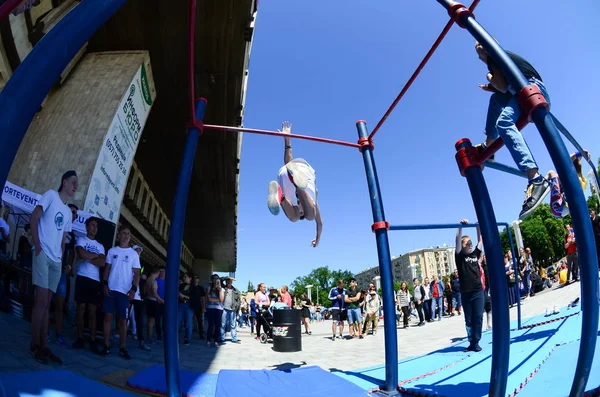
[267,181,282,216]
[553,304,560,315]
[545,307,551,316]
[286,161,308,190]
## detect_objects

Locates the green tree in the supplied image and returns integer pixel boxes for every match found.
[247,281,254,293]
[500,226,517,255]
[520,217,554,267]
[290,266,354,307]
[588,194,599,212]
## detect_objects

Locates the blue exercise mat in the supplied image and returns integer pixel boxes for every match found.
[126,364,218,397]
[216,365,369,397]
[517,336,600,397]
[399,315,581,397]
[0,369,137,397]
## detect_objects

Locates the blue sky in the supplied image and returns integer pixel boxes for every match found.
[232,0,600,290]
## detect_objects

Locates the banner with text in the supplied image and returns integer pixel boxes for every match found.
[2,181,94,236]
[84,62,154,222]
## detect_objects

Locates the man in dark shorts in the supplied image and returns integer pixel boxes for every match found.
[327,279,346,340]
[455,219,485,352]
[345,278,362,339]
[72,217,105,352]
[144,267,162,343]
[101,226,140,359]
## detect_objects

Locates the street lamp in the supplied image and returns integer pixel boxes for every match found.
[305,285,313,302]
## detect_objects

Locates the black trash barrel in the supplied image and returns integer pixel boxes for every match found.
[272,309,302,352]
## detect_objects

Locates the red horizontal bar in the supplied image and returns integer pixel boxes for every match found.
[479,116,529,162]
[203,124,360,149]
[368,0,480,140]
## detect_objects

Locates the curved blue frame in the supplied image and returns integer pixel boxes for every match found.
[0,0,130,190]
[437,1,599,395]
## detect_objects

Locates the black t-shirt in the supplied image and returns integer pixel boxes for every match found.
[346,288,359,309]
[591,216,600,239]
[455,248,483,293]
[488,50,542,82]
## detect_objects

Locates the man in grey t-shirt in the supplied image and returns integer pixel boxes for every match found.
[220,278,240,343]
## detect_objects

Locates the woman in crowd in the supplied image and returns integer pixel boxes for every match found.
[206,275,224,347]
[505,252,518,307]
[299,293,313,335]
[397,282,411,329]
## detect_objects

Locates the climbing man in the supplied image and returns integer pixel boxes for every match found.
[266,121,323,247]
[474,41,551,220]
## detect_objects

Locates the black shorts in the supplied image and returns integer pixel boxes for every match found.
[74,275,101,305]
[331,309,347,322]
[146,300,158,318]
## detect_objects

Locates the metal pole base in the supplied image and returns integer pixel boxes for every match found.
[374,388,401,397]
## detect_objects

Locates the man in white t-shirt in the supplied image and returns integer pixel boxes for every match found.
[29,170,77,364]
[266,121,323,247]
[72,217,106,352]
[100,226,140,360]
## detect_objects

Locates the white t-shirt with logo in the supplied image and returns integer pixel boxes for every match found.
[106,246,141,295]
[75,236,106,282]
[37,190,72,262]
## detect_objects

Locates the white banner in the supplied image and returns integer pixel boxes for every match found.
[2,181,93,236]
[84,62,154,222]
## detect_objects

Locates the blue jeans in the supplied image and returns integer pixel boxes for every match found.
[220,309,238,342]
[431,297,443,320]
[462,290,485,345]
[452,291,462,311]
[206,308,222,342]
[178,302,193,341]
[347,308,361,324]
[484,77,550,172]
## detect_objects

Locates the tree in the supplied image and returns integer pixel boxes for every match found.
[247,280,254,293]
[289,266,354,307]
[520,217,554,267]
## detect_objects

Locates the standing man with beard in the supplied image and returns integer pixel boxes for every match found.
[455,219,484,352]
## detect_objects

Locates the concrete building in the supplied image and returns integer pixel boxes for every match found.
[394,246,456,282]
[1,0,258,282]
[355,266,379,289]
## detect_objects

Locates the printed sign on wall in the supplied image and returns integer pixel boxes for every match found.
[84,62,154,221]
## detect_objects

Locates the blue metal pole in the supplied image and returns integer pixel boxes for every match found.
[484,161,528,179]
[0,0,129,189]
[356,121,399,394]
[390,223,480,231]
[164,98,207,397]
[532,108,599,397]
[499,223,521,330]
[456,140,509,397]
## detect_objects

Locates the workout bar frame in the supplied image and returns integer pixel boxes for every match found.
[438,1,599,396]
[368,0,480,140]
[484,161,528,179]
[389,222,522,330]
[203,124,361,149]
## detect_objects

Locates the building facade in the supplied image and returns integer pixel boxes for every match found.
[394,246,456,282]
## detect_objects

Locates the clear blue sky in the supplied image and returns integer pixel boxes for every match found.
[231,0,600,291]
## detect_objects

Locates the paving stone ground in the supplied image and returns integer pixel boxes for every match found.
[0,281,583,385]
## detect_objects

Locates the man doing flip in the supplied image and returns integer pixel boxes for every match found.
[267,121,323,247]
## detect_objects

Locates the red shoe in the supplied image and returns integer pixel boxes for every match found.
[267,181,283,215]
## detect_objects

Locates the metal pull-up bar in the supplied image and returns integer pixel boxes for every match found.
[367,0,480,140]
[203,124,361,149]
[388,221,522,330]
[443,1,599,397]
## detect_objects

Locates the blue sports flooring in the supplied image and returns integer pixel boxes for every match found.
[516,337,600,397]
[509,305,580,329]
[126,364,218,397]
[0,369,137,397]
[215,365,369,397]
[337,311,585,396]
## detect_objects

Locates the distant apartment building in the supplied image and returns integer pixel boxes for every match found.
[355,266,380,289]
[355,246,456,288]
[393,246,457,282]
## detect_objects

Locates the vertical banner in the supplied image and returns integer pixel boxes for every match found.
[84,61,154,221]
